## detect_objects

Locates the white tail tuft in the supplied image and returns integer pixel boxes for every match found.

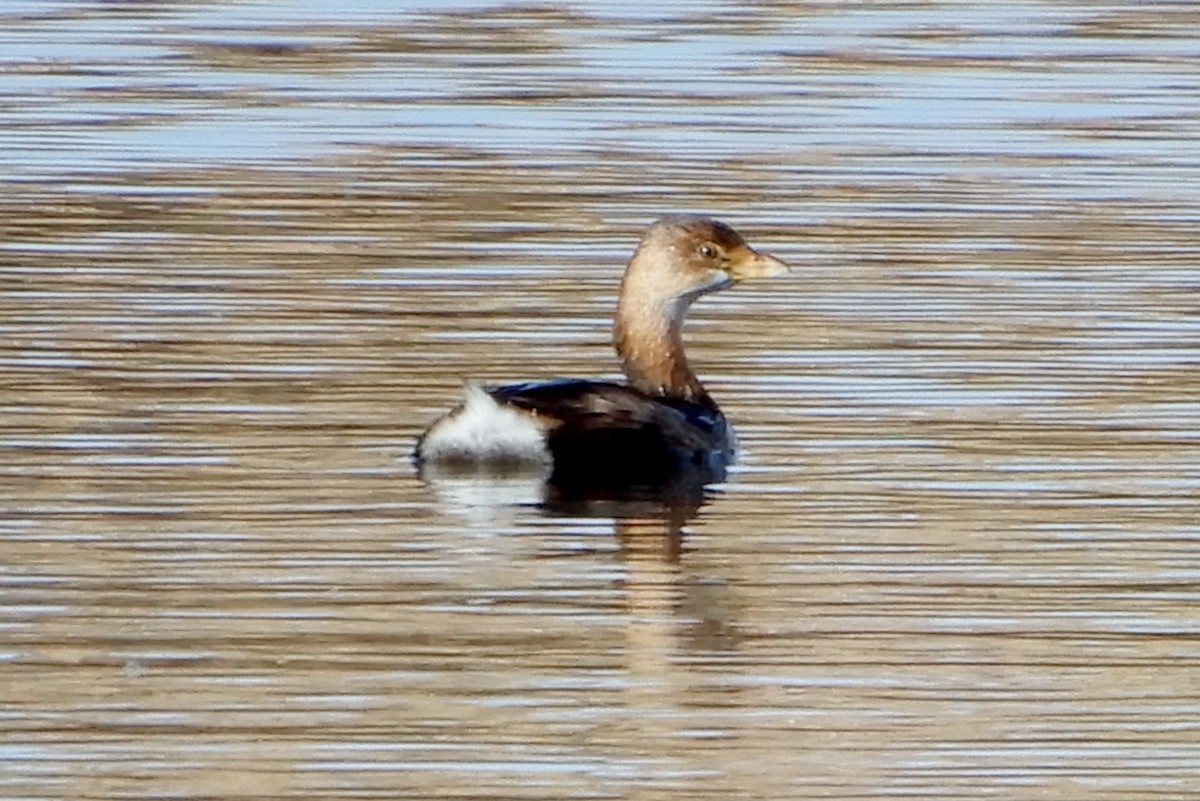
[416,385,551,464]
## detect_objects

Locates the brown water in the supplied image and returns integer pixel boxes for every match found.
[3,1,1199,799]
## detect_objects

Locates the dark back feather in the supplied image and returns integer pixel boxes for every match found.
[489,379,731,487]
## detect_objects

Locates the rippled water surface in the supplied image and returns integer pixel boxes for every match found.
[3,1,1199,798]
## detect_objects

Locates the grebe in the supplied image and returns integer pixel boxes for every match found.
[414,216,788,485]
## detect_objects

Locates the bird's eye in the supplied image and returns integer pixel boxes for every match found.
[698,243,720,260]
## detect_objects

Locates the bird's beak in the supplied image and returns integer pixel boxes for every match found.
[727,246,789,281]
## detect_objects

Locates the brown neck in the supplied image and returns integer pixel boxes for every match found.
[614,290,711,404]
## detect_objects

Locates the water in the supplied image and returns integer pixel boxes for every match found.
[2,1,1199,798]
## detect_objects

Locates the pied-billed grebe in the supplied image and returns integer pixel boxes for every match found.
[414,216,788,484]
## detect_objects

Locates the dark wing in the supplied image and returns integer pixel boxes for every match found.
[488,379,731,486]
[490,379,725,444]
[489,379,636,421]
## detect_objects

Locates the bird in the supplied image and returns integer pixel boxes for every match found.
[414,216,788,488]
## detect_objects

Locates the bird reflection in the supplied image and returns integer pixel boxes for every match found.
[417,459,738,653]
[417,461,743,793]
[417,457,717,539]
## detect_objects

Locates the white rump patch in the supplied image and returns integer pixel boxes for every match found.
[417,385,551,464]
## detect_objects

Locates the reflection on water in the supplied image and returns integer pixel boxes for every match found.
[419,459,715,522]
[3,0,1200,799]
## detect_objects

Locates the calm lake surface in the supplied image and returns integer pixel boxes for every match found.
[3,1,1199,798]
